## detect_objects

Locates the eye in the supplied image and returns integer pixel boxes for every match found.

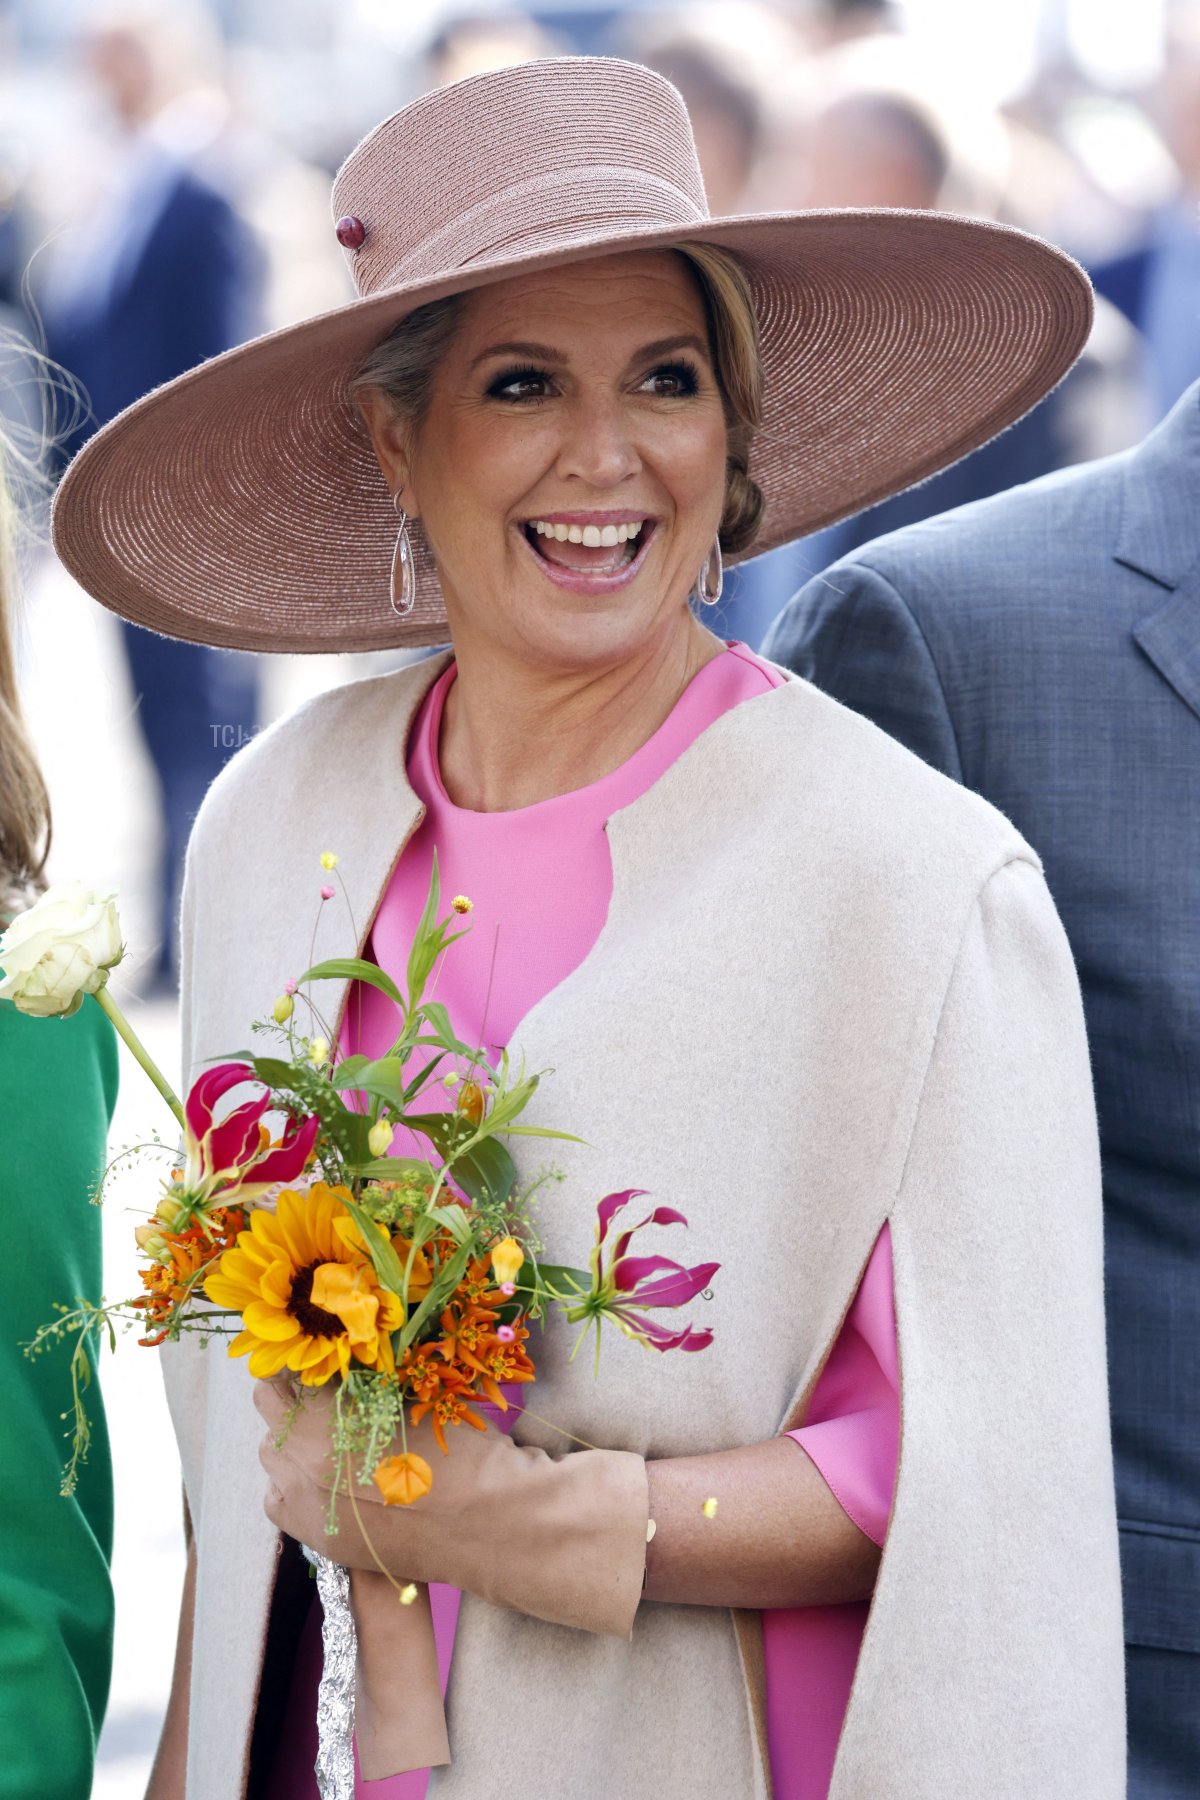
[638,360,701,399]
[486,364,555,403]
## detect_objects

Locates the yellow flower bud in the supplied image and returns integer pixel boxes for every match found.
[308,1037,329,1066]
[367,1116,394,1158]
[135,1227,171,1262]
[156,1195,183,1226]
[273,993,294,1023]
[399,1583,419,1606]
[451,894,473,914]
[489,1235,525,1287]
[701,1496,719,1520]
[457,1080,485,1125]
[320,852,339,871]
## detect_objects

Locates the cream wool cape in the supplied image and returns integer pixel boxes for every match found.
[168,653,1125,1799]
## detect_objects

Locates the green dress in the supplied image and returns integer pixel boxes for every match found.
[0,994,118,1799]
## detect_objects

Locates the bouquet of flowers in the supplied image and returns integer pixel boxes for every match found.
[0,855,718,1796]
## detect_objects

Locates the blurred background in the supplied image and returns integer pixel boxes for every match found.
[1,1,1196,1790]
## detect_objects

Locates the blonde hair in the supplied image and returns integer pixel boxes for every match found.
[351,242,766,555]
[0,447,50,921]
[674,242,765,554]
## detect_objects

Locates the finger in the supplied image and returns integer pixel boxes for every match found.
[253,1377,291,1428]
[258,1429,288,1479]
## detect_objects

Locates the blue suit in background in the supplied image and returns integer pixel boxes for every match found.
[765,383,1200,1800]
[43,152,263,989]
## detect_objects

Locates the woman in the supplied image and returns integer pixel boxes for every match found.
[0,439,117,1798]
[53,58,1124,1800]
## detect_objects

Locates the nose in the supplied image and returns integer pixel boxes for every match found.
[553,392,642,491]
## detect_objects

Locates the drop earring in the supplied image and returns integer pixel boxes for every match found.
[695,535,723,607]
[389,492,416,616]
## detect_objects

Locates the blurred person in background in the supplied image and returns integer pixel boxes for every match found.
[804,0,901,50]
[767,376,1200,1800]
[1091,2,1200,420]
[37,0,264,997]
[0,428,118,1800]
[630,32,766,216]
[424,12,565,88]
[721,44,1146,648]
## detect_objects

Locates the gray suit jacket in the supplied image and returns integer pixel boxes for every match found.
[766,381,1200,1660]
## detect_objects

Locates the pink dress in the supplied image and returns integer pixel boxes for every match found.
[267,645,899,1799]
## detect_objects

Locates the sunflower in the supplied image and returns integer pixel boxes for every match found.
[204,1182,405,1385]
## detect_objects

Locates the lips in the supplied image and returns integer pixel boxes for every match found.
[517,514,657,596]
[524,516,648,576]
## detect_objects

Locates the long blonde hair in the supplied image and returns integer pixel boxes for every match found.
[0,440,50,922]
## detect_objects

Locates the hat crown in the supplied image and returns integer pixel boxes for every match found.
[331,57,710,297]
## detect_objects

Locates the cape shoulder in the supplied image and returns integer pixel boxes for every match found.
[183,653,448,867]
[610,668,1040,922]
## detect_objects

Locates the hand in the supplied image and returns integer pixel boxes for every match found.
[254,1375,515,1579]
[253,1382,453,1782]
[253,1375,649,1636]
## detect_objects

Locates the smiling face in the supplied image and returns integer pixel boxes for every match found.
[358,251,730,677]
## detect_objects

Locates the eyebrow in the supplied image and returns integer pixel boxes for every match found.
[468,332,712,372]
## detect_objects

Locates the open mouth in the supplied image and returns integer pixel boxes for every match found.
[522,515,655,582]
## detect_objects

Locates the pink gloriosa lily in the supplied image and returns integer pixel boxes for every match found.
[569,1188,719,1354]
[177,1061,319,1205]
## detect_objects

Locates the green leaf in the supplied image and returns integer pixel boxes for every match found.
[517,1260,589,1298]
[328,1054,371,1089]
[499,1124,585,1143]
[295,958,404,1010]
[339,1056,409,1109]
[247,1056,304,1089]
[397,1236,473,1352]
[427,1203,472,1245]
[418,1002,476,1058]
[323,1106,373,1165]
[482,1072,541,1131]
[403,1111,469,1157]
[450,1135,518,1209]
[405,854,442,1012]
[353,1156,437,1184]
[340,1197,408,1295]
[402,1054,450,1101]
[404,1112,520,1209]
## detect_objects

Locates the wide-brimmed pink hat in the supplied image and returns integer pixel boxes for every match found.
[51,56,1091,654]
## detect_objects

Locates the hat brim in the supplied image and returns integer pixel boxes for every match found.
[51,207,1091,653]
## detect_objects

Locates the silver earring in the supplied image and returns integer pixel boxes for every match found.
[695,536,723,607]
[389,493,415,617]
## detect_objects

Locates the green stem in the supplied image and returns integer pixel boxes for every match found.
[92,985,186,1130]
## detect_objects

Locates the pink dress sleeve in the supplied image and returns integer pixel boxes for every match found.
[764,1222,899,1800]
[787,1221,899,1548]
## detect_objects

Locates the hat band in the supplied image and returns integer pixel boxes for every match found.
[362,166,709,293]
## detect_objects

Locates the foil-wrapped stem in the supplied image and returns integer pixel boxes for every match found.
[302,1547,357,1800]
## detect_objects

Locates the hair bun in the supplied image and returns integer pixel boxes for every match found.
[719,457,765,557]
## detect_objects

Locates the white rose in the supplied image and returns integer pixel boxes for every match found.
[0,881,124,1017]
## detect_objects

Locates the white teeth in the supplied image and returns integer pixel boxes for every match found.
[527,518,647,543]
